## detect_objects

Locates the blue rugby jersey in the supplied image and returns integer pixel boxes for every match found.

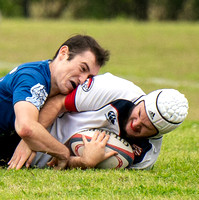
[0,60,51,135]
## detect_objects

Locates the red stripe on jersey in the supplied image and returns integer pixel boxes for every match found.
[65,88,78,112]
[87,77,92,88]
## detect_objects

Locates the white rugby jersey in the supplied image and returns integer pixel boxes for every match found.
[64,72,145,112]
[32,73,163,169]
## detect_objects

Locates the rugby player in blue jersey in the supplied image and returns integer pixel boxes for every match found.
[0,35,110,169]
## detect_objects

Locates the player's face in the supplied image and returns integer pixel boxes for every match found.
[125,101,157,139]
[51,48,100,95]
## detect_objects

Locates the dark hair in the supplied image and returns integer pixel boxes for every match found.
[53,34,110,67]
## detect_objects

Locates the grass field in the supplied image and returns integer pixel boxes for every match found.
[0,19,198,199]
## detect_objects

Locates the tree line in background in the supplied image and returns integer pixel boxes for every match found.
[0,0,199,21]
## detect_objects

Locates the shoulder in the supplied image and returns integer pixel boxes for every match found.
[11,60,50,88]
[129,137,163,170]
[11,60,50,76]
[73,73,145,111]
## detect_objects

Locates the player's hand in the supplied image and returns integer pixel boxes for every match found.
[47,157,68,170]
[8,139,36,170]
[80,131,118,168]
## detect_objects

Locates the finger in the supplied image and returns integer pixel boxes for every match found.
[16,158,27,170]
[7,164,13,170]
[25,152,36,168]
[8,162,17,170]
[47,157,57,167]
[91,131,100,141]
[8,156,20,170]
[82,135,88,144]
[53,160,67,170]
[105,150,118,159]
[100,134,110,145]
[8,154,16,165]
[96,131,106,141]
[47,158,55,167]
[8,159,13,166]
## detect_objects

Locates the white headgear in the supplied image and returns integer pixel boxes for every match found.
[135,89,189,138]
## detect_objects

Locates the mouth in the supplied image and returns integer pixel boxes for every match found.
[70,81,77,89]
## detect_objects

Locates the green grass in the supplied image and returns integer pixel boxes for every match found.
[0,121,198,200]
[0,19,199,199]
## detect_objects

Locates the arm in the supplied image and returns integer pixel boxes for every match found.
[8,95,67,169]
[39,94,67,128]
[47,131,117,169]
[13,101,70,167]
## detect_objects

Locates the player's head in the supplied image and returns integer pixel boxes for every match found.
[124,89,188,140]
[49,35,110,95]
[53,34,110,67]
[135,89,189,138]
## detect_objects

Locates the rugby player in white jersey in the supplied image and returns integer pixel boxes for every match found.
[9,73,189,170]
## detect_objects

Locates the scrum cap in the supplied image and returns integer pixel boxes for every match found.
[135,89,189,138]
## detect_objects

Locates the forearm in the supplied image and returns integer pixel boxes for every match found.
[21,121,70,161]
[39,94,66,128]
[14,100,70,169]
[67,156,88,169]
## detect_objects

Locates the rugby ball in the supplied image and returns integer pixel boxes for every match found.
[69,129,134,169]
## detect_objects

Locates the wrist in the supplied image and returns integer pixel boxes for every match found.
[80,156,97,168]
[68,156,88,169]
[79,156,90,169]
[55,146,70,161]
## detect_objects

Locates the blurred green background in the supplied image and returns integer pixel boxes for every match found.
[1,0,199,21]
[0,19,198,121]
[0,0,198,122]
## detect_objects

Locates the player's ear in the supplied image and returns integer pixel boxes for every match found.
[58,45,69,60]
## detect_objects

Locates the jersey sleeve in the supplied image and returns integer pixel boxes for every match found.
[64,88,78,112]
[129,138,163,170]
[12,71,48,111]
[65,73,145,112]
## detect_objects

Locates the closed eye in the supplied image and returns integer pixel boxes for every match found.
[81,66,86,72]
[138,109,141,117]
[81,62,90,73]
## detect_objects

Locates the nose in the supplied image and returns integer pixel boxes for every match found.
[132,118,141,132]
[79,73,89,84]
